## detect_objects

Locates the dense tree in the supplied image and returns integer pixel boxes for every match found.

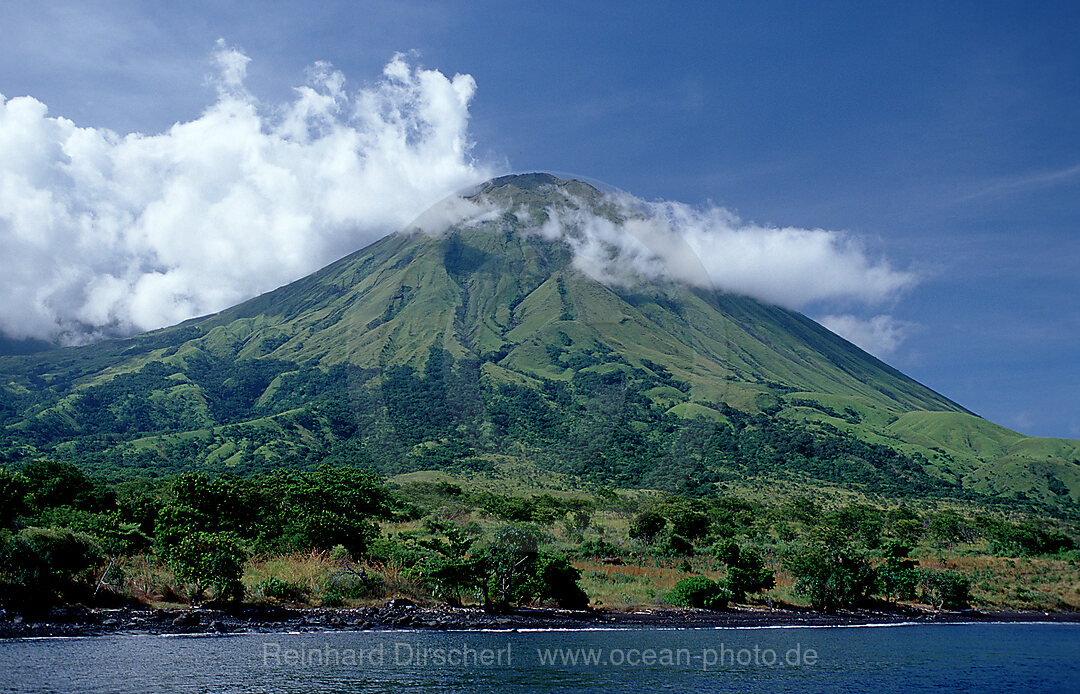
[714,540,775,602]
[629,511,667,545]
[877,541,919,603]
[169,531,247,604]
[786,543,876,612]
[917,569,971,609]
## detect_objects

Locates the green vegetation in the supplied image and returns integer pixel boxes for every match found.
[666,576,731,609]
[786,543,877,612]
[168,532,246,605]
[0,176,1075,515]
[0,174,1077,616]
[714,540,775,602]
[1,457,1075,615]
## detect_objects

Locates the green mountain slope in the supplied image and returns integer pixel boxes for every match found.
[1,173,1076,513]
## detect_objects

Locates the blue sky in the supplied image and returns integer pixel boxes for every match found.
[0,1,1077,437]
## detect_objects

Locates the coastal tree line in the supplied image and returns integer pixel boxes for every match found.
[1,461,1075,615]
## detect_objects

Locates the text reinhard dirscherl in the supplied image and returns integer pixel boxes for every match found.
[261,641,819,671]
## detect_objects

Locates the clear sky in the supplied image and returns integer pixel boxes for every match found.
[0,1,1076,438]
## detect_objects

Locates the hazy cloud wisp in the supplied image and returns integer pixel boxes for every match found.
[817,313,913,358]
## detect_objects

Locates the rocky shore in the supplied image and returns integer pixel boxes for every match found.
[2,601,1077,639]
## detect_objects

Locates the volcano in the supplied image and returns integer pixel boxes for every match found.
[1,174,1076,509]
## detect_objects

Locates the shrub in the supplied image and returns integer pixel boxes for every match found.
[324,567,386,600]
[725,554,775,602]
[877,541,919,602]
[0,469,29,528]
[420,556,487,606]
[986,521,1073,557]
[18,526,101,582]
[169,531,247,604]
[320,587,345,607]
[535,553,589,609]
[629,511,667,544]
[929,511,978,547]
[665,534,694,556]
[574,538,624,559]
[666,576,731,609]
[786,545,875,612]
[0,527,101,613]
[22,460,103,512]
[485,524,543,607]
[918,569,971,609]
[254,577,300,602]
[827,505,886,549]
[713,539,775,602]
[282,510,379,558]
[670,511,711,540]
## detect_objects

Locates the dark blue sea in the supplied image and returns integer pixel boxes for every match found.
[2,623,1078,692]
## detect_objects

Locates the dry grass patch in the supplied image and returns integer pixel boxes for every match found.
[918,553,1080,610]
[574,558,723,609]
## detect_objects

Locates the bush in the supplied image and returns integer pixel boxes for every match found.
[929,511,978,547]
[629,511,667,544]
[918,569,971,609]
[421,556,488,606]
[574,538,624,559]
[535,553,589,609]
[665,534,694,556]
[22,460,103,512]
[325,567,386,601]
[877,541,919,602]
[986,521,1073,557]
[0,527,101,613]
[786,545,875,612]
[320,587,346,607]
[485,524,543,607]
[0,469,29,528]
[827,505,885,549]
[37,507,149,556]
[282,510,379,558]
[169,531,247,604]
[254,577,300,602]
[720,546,775,602]
[666,576,731,609]
[670,511,711,540]
[0,533,50,611]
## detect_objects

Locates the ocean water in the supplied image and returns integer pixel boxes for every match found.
[1,623,1078,693]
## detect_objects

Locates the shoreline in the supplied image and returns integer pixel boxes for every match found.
[3,603,1078,639]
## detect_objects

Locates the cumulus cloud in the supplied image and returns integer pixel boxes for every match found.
[0,43,917,355]
[0,42,491,343]
[530,190,917,309]
[817,314,913,358]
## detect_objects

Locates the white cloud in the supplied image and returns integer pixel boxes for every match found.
[0,44,917,355]
[531,190,917,310]
[817,314,913,358]
[0,43,491,343]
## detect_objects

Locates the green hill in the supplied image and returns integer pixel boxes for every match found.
[1,173,1076,514]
